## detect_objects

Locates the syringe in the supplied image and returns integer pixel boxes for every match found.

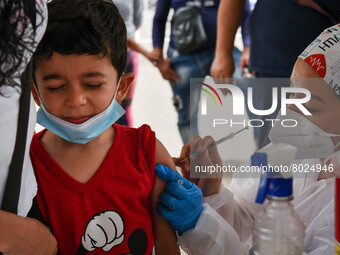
[180,126,249,162]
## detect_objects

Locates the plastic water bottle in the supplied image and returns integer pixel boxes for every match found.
[251,152,305,255]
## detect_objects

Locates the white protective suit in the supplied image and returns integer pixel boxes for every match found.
[0,0,47,216]
[178,158,335,255]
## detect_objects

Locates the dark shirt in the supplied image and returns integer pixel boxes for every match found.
[249,0,340,77]
[152,0,252,53]
[242,0,251,47]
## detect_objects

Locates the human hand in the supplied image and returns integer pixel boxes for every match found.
[173,135,222,197]
[155,164,203,235]
[156,58,180,85]
[210,53,234,79]
[0,211,57,255]
[239,46,250,70]
[148,48,163,64]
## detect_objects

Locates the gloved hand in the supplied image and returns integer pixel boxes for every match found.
[173,135,222,197]
[155,164,203,235]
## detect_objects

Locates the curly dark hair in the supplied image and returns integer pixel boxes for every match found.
[0,0,43,87]
[33,0,127,80]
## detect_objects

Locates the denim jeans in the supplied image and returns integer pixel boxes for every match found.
[168,47,215,144]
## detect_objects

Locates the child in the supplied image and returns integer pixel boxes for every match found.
[29,0,180,254]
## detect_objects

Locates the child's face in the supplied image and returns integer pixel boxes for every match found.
[33,52,130,124]
[289,59,340,149]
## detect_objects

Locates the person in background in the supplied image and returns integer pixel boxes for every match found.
[151,0,252,144]
[114,0,157,126]
[156,24,340,254]
[211,0,340,149]
[0,0,57,254]
[230,0,251,79]
[30,0,179,254]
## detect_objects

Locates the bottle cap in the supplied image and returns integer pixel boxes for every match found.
[252,152,293,204]
[267,177,293,198]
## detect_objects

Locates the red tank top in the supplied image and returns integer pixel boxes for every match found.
[30,124,156,255]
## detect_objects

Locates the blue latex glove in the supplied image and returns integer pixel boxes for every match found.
[155,164,203,235]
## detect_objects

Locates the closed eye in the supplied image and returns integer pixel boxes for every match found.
[302,104,318,113]
[85,84,103,89]
[47,85,65,93]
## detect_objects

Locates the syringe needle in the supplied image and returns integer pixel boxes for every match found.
[179,126,249,163]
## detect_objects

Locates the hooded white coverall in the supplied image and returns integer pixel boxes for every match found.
[177,158,335,255]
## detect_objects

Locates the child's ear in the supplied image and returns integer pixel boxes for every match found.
[31,83,41,106]
[115,73,135,103]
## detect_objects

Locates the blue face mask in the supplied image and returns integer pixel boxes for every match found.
[36,77,126,144]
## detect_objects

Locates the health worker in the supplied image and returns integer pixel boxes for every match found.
[155,24,340,254]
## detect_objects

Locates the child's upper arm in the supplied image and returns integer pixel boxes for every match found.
[151,138,180,255]
[151,138,176,202]
[155,138,176,170]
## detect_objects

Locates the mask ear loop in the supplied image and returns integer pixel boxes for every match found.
[325,141,340,164]
[318,131,340,137]
[318,129,340,160]
[113,74,123,101]
[32,81,53,117]
[32,79,43,105]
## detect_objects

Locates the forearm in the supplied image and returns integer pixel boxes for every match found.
[178,204,250,255]
[203,183,236,224]
[204,180,263,242]
[127,38,148,58]
[0,210,31,253]
[153,206,180,255]
[0,210,21,251]
[215,0,246,58]
[0,209,57,254]
[152,177,179,254]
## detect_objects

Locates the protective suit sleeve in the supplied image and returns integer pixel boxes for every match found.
[177,204,250,255]
[203,178,263,243]
[302,203,335,255]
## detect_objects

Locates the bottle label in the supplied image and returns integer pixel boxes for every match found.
[336,241,340,255]
[336,178,340,252]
